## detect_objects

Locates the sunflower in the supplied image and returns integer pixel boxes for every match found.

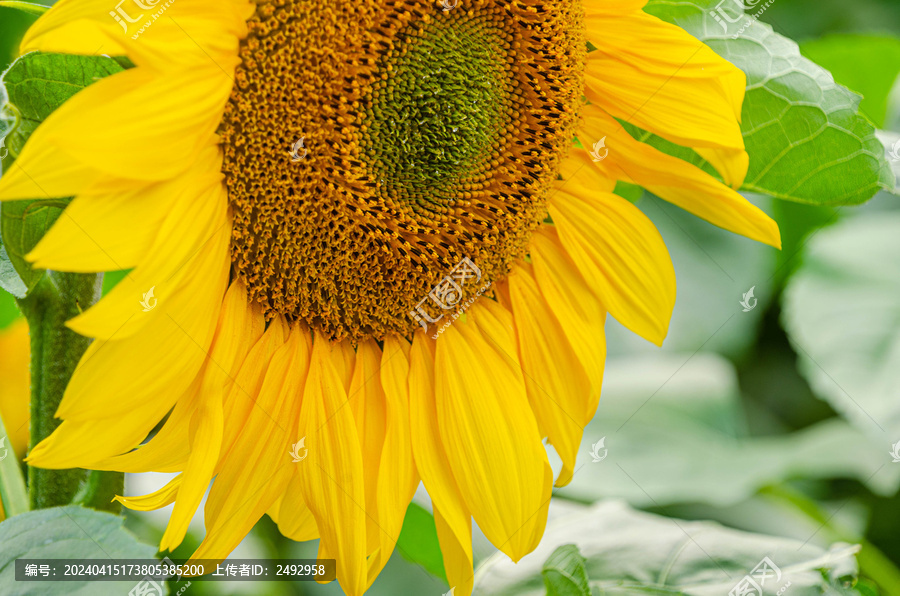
[0,0,779,593]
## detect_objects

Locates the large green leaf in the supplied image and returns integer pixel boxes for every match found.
[644,0,894,205]
[783,212,900,442]
[800,35,900,129]
[0,52,123,295]
[473,501,863,595]
[553,353,900,508]
[0,505,165,595]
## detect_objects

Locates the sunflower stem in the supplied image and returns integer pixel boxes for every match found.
[17,270,108,510]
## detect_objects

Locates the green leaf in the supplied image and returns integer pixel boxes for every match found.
[644,0,895,205]
[0,243,26,298]
[0,1,48,16]
[554,352,900,508]
[800,34,900,129]
[0,505,165,595]
[395,502,447,582]
[542,545,590,596]
[783,212,900,442]
[0,52,124,294]
[473,501,864,595]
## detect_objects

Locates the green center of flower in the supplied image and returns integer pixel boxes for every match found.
[363,18,513,205]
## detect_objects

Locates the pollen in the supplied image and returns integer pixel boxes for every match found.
[219,0,584,341]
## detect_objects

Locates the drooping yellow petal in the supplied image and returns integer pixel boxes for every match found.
[529,227,607,421]
[434,504,474,596]
[409,332,474,591]
[192,325,308,560]
[273,484,320,542]
[508,263,592,486]
[584,6,748,186]
[366,335,418,586]
[579,105,781,248]
[296,334,367,596]
[435,302,550,561]
[347,339,386,555]
[115,475,181,512]
[549,164,675,346]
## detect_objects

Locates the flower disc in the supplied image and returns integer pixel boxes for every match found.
[220,0,585,340]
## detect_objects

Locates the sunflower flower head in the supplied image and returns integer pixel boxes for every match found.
[0,0,779,594]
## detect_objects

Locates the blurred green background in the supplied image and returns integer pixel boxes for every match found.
[1,0,900,594]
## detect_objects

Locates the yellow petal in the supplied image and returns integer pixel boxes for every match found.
[409,332,473,586]
[579,104,781,249]
[193,325,308,560]
[529,228,607,421]
[367,335,418,586]
[296,334,367,596]
[115,475,181,512]
[434,504,474,596]
[508,263,592,486]
[584,7,748,186]
[435,302,550,561]
[549,167,675,346]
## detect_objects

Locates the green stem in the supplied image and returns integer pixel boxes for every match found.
[761,485,900,594]
[16,270,116,510]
